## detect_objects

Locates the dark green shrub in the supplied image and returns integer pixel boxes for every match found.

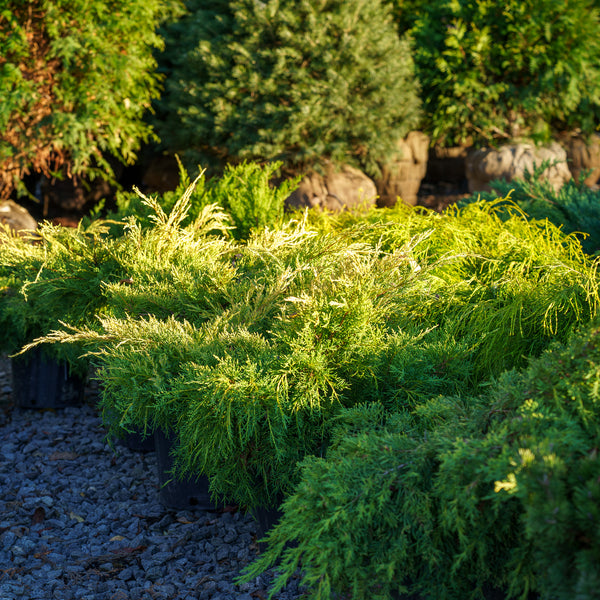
[156,0,421,176]
[243,317,600,600]
[407,0,600,146]
[441,319,600,600]
[460,165,600,255]
[241,397,497,600]
[0,0,181,199]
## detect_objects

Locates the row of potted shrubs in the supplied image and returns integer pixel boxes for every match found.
[6,0,600,204]
[1,162,600,599]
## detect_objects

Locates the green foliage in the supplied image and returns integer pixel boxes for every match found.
[111,160,210,231]
[156,0,421,176]
[171,232,428,507]
[206,161,299,240]
[460,164,600,255]
[384,0,422,33]
[0,0,182,198]
[300,199,600,378]
[0,176,229,367]
[406,0,600,146]
[0,226,44,354]
[35,194,600,514]
[114,161,299,240]
[443,319,600,600]
[52,222,431,508]
[0,219,129,372]
[240,397,495,600]
[243,318,600,600]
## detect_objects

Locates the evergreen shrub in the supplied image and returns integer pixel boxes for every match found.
[460,165,600,255]
[0,219,129,373]
[0,0,181,199]
[243,318,600,600]
[0,226,44,355]
[405,0,600,146]
[35,193,600,513]
[155,0,421,176]
[241,397,493,600]
[300,199,600,377]
[46,222,433,507]
[114,161,298,240]
[436,320,600,600]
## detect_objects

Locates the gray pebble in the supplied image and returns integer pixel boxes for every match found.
[0,402,303,600]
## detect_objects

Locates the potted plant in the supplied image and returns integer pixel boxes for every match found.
[0,218,130,408]
[34,194,600,530]
[0,225,84,408]
[0,168,230,411]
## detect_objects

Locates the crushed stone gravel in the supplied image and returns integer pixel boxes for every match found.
[0,357,303,600]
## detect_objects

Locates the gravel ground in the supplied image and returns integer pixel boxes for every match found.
[0,357,303,600]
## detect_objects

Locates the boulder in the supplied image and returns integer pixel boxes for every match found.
[375,131,430,207]
[0,200,37,234]
[557,132,600,188]
[465,142,572,193]
[285,163,377,212]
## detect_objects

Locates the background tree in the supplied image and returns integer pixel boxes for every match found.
[155,0,421,178]
[0,0,182,200]
[403,0,600,147]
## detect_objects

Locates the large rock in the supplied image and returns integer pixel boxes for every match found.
[375,131,430,207]
[558,132,600,187]
[466,142,572,193]
[0,200,37,234]
[285,163,377,212]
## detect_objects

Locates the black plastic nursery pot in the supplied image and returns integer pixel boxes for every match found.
[11,347,86,409]
[252,503,284,552]
[119,428,156,453]
[154,428,224,512]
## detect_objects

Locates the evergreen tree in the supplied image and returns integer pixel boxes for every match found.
[0,0,182,199]
[405,0,600,146]
[156,0,421,177]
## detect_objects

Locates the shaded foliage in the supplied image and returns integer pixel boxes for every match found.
[155,0,421,176]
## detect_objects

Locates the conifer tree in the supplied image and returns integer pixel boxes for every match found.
[156,0,421,177]
[404,0,600,146]
[0,0,182,199]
